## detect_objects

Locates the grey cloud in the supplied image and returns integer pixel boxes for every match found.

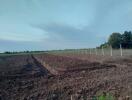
[31,23,103,49]
[32,23,101,42]
[92,0,131,27]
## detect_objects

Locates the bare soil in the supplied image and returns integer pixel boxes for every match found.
[0,53,132,100]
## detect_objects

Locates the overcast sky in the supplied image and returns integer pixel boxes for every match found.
[0,0,132,52]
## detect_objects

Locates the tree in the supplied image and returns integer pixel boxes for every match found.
[122,31,132,48]
[108,32,122,48]
[4,51,11,54]
[98,42,109,48]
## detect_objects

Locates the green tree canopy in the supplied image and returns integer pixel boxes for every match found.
[122,31,132,48]
[99,31,132,49]
[108,32,122,48]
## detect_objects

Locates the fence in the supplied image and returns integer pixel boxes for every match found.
[48,48,132,57]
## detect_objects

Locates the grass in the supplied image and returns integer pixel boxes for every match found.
[0,48,132,57]
[48,48,132,57]
[0,52,46,57]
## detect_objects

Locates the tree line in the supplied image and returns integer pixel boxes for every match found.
[3,51,46,54]
[99,31,132,49]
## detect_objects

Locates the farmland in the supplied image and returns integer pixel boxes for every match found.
[0,53,132,100]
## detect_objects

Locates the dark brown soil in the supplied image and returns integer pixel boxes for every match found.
[0,53,132,100]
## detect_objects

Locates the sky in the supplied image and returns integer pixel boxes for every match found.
[0,0,132,52]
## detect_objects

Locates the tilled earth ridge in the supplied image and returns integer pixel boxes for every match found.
[0,53,132,100]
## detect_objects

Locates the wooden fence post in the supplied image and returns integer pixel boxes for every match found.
[120,44,123,56]
[102,46,104,56]
[95,48,97,55]
[110,45,113,56]
[90,49,91,55]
